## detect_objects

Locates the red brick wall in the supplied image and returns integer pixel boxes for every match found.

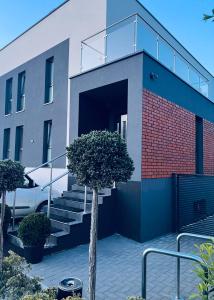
[142,89,196,178]
[204,120,214,175]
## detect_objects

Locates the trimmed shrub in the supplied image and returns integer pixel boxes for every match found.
[18,213,51,246]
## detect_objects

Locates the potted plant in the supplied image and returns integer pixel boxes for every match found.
[18,213,51,264]
[0,203,11,238]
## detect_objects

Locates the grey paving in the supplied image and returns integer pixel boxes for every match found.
[30,234,203,300]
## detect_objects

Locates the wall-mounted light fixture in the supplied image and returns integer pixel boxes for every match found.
[150,72,159,80]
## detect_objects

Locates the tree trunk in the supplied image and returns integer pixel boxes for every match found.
[88,188,98,300]
[0,191,6,272]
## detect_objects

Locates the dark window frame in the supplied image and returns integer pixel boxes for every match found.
[15,125,24,162]
[44,57,54,104]
[3,128,11,160]
[5,78,13,115]
[43,120,52,164]
[17,71,26,112]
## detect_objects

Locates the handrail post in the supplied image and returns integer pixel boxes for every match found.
[47,162,53,218]
[176,232,213,300]
[84,186,87,213]
[142,247,204,300]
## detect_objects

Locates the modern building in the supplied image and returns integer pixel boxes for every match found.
[1,0,214,246]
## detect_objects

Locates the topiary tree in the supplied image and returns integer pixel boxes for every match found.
[0,160,25,271]
[67,131,134,300]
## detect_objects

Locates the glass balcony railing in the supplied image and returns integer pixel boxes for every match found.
[81,14,209,98]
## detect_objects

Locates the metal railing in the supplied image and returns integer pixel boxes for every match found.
[142,247,205,300]
[176,233,213,300]
[81,13,209,98]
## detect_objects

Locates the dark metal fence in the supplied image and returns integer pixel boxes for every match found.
[174,174,214,235]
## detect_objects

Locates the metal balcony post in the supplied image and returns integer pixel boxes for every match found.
[47,162,53,218]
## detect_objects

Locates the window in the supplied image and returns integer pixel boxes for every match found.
[15,126,24,162]
[17,71,26,112]
[5,78,13,115]
[44,57,54,103]
[43,120,52,164]
[158,39,174,71]
[3,128,10,160]
[196,116,203,174]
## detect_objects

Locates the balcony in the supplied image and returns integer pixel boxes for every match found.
[81,14,209,98]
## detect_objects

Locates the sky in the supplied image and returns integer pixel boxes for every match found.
[0,0,213,74]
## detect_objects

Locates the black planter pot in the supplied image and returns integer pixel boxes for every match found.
[57,278,83,300]
[24,245,44,264]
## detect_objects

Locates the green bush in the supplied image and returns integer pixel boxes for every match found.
[0,160,25,192]
[18,213,51,246]
[190,241,214,300]
[67,130,134,190]
[0,251,42,299]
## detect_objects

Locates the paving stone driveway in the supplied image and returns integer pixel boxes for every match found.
[30,234,202,300]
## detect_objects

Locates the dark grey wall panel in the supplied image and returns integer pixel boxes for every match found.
[143,53,214,123]
[0,39,69,168]
[141,178,173,242]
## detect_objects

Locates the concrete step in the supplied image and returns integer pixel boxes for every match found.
[54,197,92,210]
[50,206,83,222]
[63,190,104,201]
[72,184,111,196]
[50,214,80,232]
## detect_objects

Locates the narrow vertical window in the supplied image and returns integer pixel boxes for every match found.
[44,57,54,103]
[15,126,24,162]
[17,71,26,112]
[3,128,10,160]
[43,120,52,164]
[5,78,13,115]
[196,116,204,174]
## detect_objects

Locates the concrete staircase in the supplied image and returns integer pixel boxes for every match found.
[47,184,114,251]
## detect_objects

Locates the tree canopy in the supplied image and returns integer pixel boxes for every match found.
[67,131,134,190]
[0,160,25,192]
[203,9,214,21]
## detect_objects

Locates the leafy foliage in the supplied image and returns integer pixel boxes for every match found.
[128,297,144,300]
[190,241,214,300]
[203,9,214,21]
[18,213,51,246]
[0,251,42,300]
[0,160,25,192]
[67,131,134,190]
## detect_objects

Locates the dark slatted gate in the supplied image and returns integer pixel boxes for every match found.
[174,174,214,235]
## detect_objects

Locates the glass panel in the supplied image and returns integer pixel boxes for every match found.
[15,126,23,162]
[3,128,10,160]
[200,77,209,97]
[189,68,200,90]
[5,78,13,115]
[137,18,157,58]
[106,16,136,63]
[175,55,189,82]
[158,39,174,71]
[81,31,106,71]
[43,120,52,164]
[17,71,26,111]
[45,57,54,103]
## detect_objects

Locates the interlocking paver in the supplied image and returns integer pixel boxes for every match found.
[30,234,203,300]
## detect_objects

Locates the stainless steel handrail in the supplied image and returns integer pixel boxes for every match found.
[41,171,70,191]
[25,152,67,175]
[176,232,213,300]
[142,247,204,300]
